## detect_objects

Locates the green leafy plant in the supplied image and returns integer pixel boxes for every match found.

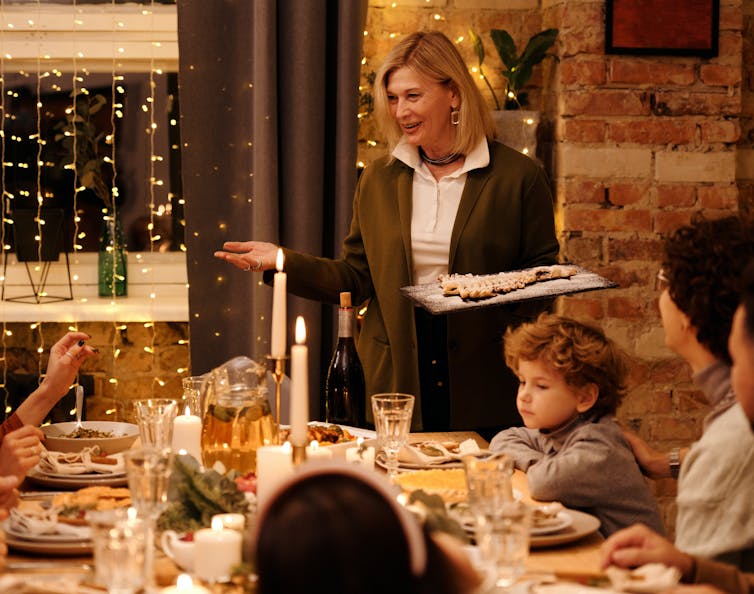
[470,28,558,110]
[53,90,113,210]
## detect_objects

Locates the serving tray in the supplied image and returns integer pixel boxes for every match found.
[400,266,617,315]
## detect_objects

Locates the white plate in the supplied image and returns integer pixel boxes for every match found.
[3,521,91,543]
[26,468,128,489]
[42,470,126,480]
[375,451,465,471]
[530,511,573,535]
[530,510,600,548]
[4,533,92,555]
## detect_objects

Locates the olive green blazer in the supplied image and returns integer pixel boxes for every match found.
[282,142,559,430]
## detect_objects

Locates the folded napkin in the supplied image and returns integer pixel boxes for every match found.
[398,438,483,466]
[36,447,125,476]
[605,563,682,593]
[9,507,91,539]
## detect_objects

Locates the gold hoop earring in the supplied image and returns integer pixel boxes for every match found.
[450,109,460,125]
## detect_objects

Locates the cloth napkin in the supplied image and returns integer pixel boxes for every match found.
[398,438,483,466]
[8,507,91,539]
[36,447,125,475]
[605,563,682,593]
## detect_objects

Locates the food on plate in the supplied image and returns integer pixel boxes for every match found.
[62,427,116,439]
[530,502,564,528]
[392,469,467,503]
[52,486,132,524]
[279,423,356,445]
[439,264,579,300]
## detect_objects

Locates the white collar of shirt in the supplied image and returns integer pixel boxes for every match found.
[392,137,490,177]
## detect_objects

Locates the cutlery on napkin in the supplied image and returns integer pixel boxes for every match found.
[398,438,484,466]
[8,507,91,538]
[36,447,125,475]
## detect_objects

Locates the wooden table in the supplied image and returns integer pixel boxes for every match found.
[4,431,605,587]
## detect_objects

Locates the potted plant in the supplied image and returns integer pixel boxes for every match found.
[54,90,128,297]
[469,28,558,155]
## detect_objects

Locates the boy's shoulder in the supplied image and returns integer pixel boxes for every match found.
[562,414,625,443]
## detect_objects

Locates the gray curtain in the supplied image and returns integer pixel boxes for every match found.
[177,0,366,420]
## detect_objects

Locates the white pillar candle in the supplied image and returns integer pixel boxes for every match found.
[345,437,376,469]
[270,248,287,357]
[193,517,243,583]
[212,513,245,532]
[172,406,202,461]
[289,317,308,446]
[306,440,333,460]
[256,442,294,509]
[160,574,211,594]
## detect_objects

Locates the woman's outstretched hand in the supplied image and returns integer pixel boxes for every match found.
[214,241,279,272]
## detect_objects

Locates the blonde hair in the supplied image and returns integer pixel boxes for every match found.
[373,31,494,156]
[504,313,628,417]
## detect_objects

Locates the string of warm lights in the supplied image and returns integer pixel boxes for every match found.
[146,0,159,396]
[1,0,8,417]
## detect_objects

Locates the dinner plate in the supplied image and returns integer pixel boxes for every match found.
[43,470,126,480]
[3,521,91,543]
[375,451,465,471]
[3,533,93,556]
[529,510,600,548]
[26,468,128,489]
[530,511,573,536]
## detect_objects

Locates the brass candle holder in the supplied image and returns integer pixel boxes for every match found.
[291,443,307,467]
[265,354,288,445]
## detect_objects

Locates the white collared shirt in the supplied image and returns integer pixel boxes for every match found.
[392,138,490,285]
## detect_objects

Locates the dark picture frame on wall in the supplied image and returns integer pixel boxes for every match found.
[605,0,719,57]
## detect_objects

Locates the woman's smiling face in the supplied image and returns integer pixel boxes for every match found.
[385,66,457,156]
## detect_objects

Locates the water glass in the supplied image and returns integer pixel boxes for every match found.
[133,398,178,448]
[463,452,515,517]
[125,447,174,590]
[94,515,147,594]
[371,393,414,478]
[182,375,206,416]
[475,500,531,588]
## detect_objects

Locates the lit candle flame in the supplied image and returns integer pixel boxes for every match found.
[211,516,224,531]
[276,248,284,272]
[295,316,306,344]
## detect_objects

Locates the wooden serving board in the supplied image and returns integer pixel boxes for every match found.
[400,266,617,315]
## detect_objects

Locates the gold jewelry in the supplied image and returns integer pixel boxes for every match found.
[253,257,262,270]
[450,108,460,125]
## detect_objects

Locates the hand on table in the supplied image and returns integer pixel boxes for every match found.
[0,425,44,482]
[214,240,279,272]
[601,524,694,581]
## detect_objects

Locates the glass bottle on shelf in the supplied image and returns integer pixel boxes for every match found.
[98,214,128,297]
[325,292,366,428]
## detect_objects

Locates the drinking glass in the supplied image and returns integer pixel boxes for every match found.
[476,500,531,588]
[182,375,206,416]
[371,393,414,479]
[125,447,174,590]
[95,515,147,594]
[133,398,178,448]
[463,452,515,517]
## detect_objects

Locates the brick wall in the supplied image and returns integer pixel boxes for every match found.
[1,321,190,424]
[361,0,749,534]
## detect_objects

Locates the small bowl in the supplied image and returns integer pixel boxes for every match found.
[42,421,139,455]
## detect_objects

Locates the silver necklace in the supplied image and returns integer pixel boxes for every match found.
[419,147,461,166]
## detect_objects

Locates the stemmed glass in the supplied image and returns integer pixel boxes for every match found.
[133,398,178,448]
[124,447,174,591]
[371,393,414,479]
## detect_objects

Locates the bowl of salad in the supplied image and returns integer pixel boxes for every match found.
[42,421,140,454]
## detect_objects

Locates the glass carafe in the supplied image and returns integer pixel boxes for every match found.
[200,356,276,474]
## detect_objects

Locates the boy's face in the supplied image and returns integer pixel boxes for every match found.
[515,358,593,431]
[728,306,754,425]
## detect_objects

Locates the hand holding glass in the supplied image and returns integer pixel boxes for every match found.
[371,393,414,478]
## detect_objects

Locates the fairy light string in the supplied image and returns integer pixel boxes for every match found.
[1,0,8,417]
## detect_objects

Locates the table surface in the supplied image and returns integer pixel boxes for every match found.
[4,431,605,586]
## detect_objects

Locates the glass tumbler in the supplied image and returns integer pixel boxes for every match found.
[133,398,178,448]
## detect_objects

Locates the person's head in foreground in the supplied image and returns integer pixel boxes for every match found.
[372,30,495,157]
[729,258,754,427]
[504,312,627,431]
[658,214,754,367]
[254,461,480,594]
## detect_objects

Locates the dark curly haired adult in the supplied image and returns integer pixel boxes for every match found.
[662,214,754,365]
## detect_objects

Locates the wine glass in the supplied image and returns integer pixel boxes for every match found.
[124,447,174,590]
[133,398,178,448]
[97,515,147,594]
[371,393,414,479]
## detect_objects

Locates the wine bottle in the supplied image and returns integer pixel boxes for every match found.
[325,292,366,427]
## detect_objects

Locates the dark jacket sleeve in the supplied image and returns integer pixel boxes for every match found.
[693,556,754,594]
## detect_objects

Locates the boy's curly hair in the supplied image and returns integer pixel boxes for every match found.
[663,214,754,365]
[504,312,628,417]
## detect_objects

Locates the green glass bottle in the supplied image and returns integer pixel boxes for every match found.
[98,214,128,297]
